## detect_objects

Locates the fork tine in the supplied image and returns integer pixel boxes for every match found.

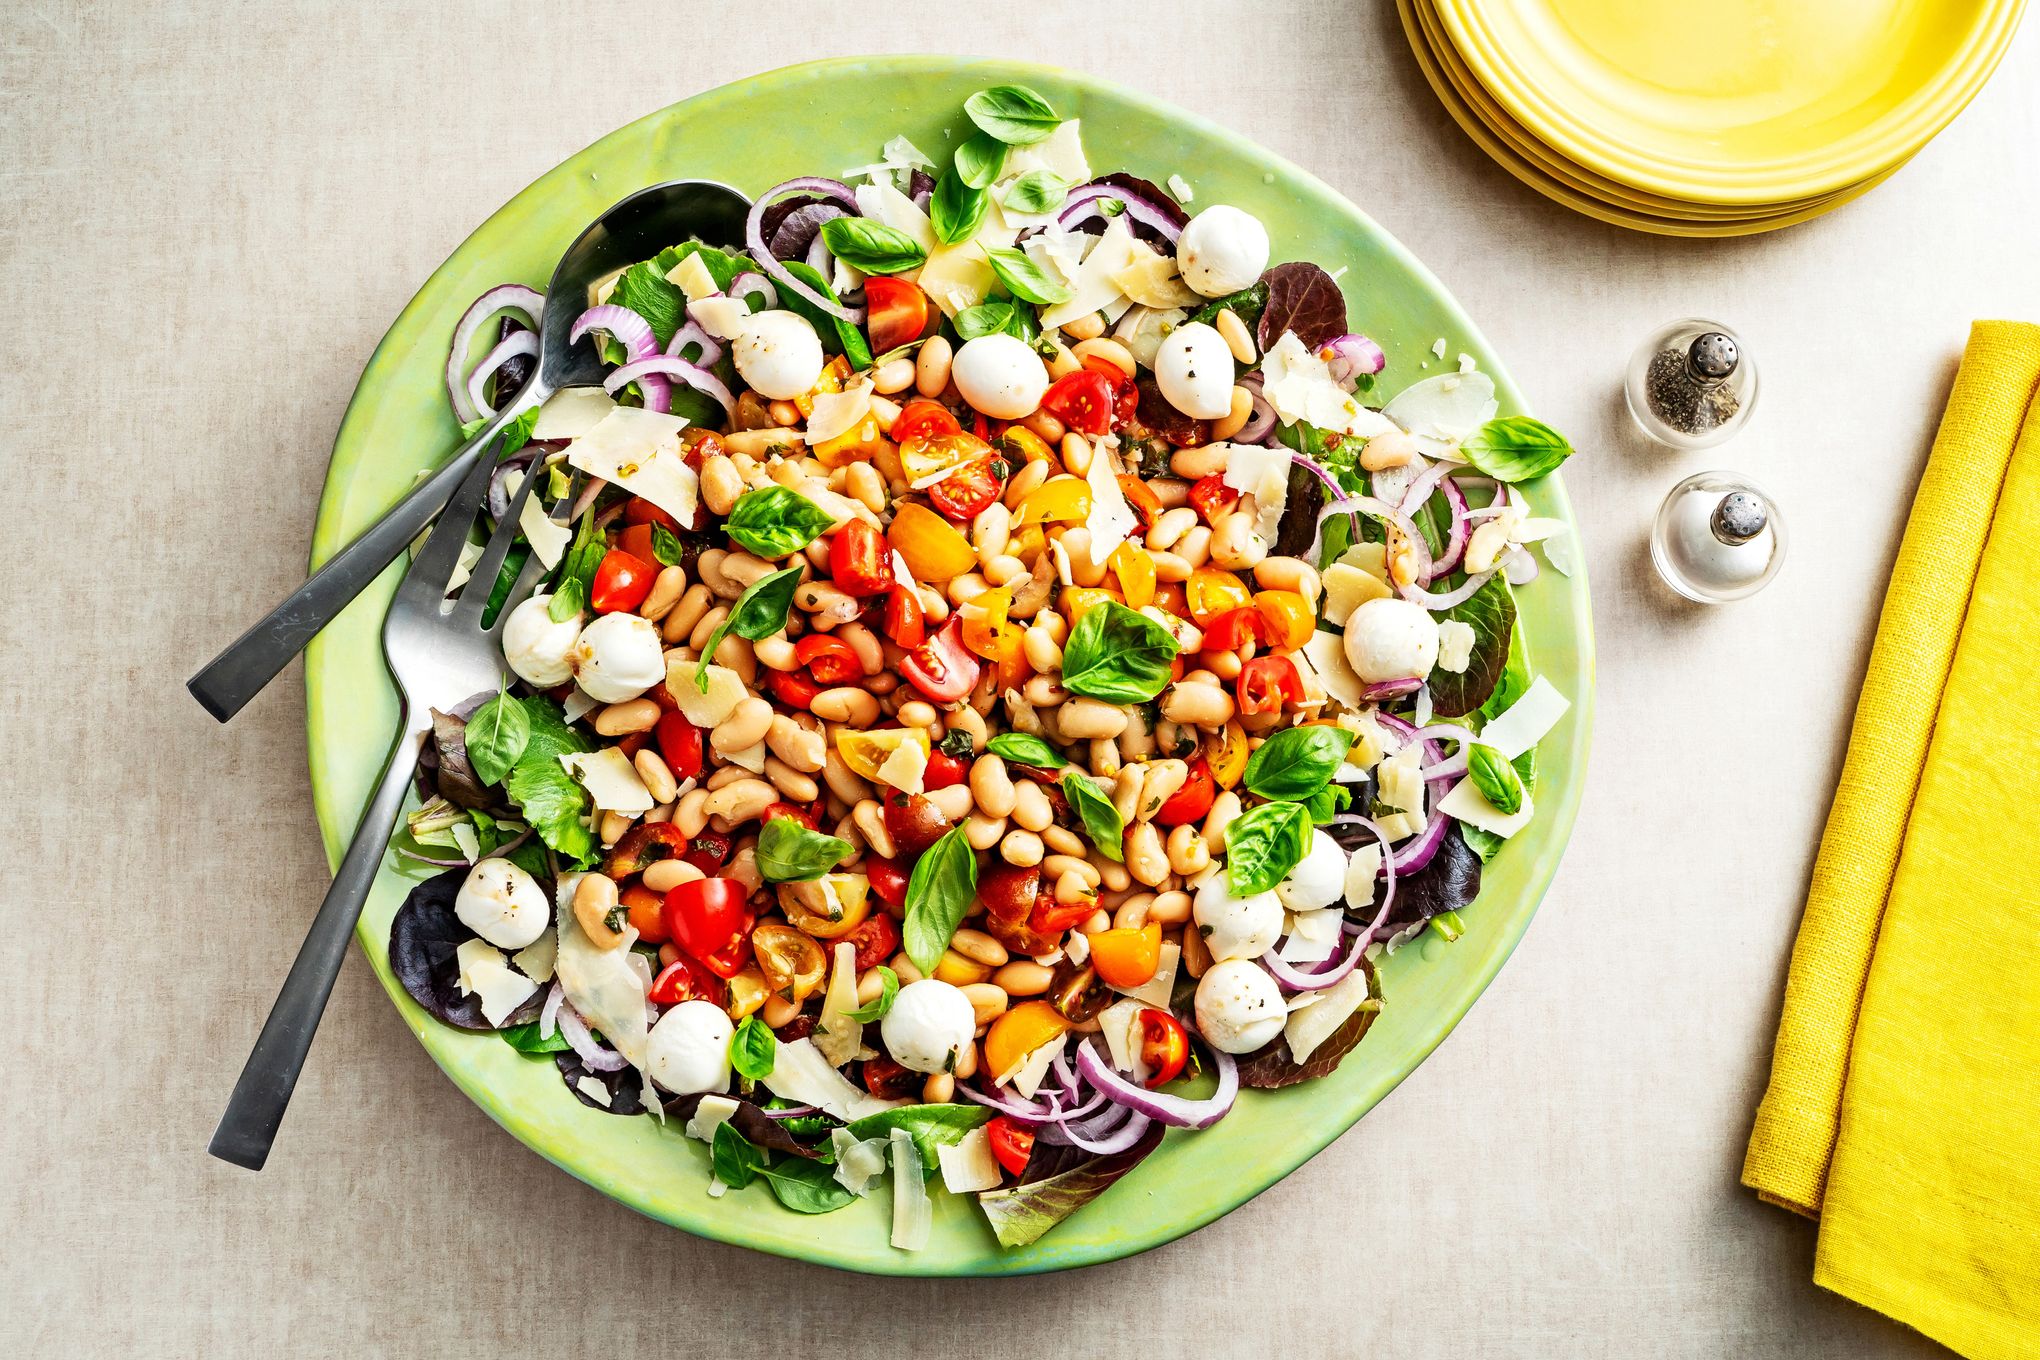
[451,458,546,623]
[486,550,550,642]
[394,445,498,610]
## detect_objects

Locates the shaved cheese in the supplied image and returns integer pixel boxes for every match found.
[514,472,573,569]
[1262,332,1396,439]
[1511,516,1568,544]
[763,1038,905,1122]
[937,1127,1002,1193]
[916,207,1021,318]
[662,660,747,728]
[1457,352,1478,373]
[688,295,749,340]
[890,1129,931,1251]
[1343,844,1384,911]
[1320,564,1393,625]
[1097,999,1148,1076]
[1375,809,1424,842]
[685,1093,740,1143]
[1382,371,1498,458]
[1024,223,1088,286]
[455,939,540,1026]
[1006,1033,1066,1099]
[1431,337,1448,359]
[1436,620,1476,673]
[1220,443,1292,543]
[874,738,929,795]
[1284,964,1378,1064]
[1167,173,1195,202]
[666,252,719,302]
[1440,779,1536,838]
[814,943,863,1066]
[1083,440,1138,565]
[1049,535,1074,586]
[889,549,920,596]
[561,687,600,725]
[1110,941,1180,1008]
[565,408,700,528]
[1000,121,1090,194]
[1303,629,1365,709]
[1278,908,1343,963]
[513,928,557,984]
[1110,245,1200,309]
[1378,741,1424,814]
[1115,304,1188,371]
[854,181,937,254]
[1479,676,1569,759]
[532,387,617,441]
[554,903,650,1069]
[831,1128,891,1197]
[1542,531,1577,577]
[806,379,874,446]
[560,748,654,814]
[720,740,768,775]
[1339,541,1390,581]
[1040,217,1138,330]
[1062,930,1089,966]
[576,1075,613,1108]
[450,820,481,864]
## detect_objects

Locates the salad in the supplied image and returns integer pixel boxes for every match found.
[388,85,1577,1251]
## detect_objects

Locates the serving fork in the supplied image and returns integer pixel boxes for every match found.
[209,444,546,1171]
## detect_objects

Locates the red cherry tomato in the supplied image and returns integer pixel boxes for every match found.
[1117,473,1163,532]
[842,913,901,972]
[1188,474,1240,524]
[794,634,863,686]
[900,615,981,704]
[829,519,894,597]
[1032,895,1096,936]
[1200,606,1265,653]
[655,712,705,781]
[882,585,926,649]
[617,523,660,573]
[621,883,668,944]
[762,802,819,831]
[863,275,931,354]
[864,855,910,909]
[1236,655,1304,717]
[924,457,1003,521]
[861,1055,919,1100]
[1039,369,1115,436]
[679,831,733,877]
[649,955,727,1006]
[765,667,823,710]
[1153,756,1216,827]
[891,399,963,443]
[1080,354,1140,423]
[589,549,655,614]
[985,1116,1036,1177]
[884,792,954,858]
[662,877,754,978]
[1137,1008,1190,1087]
[623,496,681,531]
[922,750,967,791]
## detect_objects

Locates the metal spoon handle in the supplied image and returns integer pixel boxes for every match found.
[208,715,424,1170]
[186,390,547,722]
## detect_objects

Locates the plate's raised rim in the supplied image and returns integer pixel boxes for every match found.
[303,54,1596,1276]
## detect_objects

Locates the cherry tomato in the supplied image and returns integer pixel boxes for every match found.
[762,801,819,831]
[1032,895,1096,936]
[795,634,863,686]
[662,878,754,978]
[752,921,828,1002]
[589,548,655,614]
[1154,756,1216,827]
[985,1116,1036,1177]
[679,831,734,877]
[883,791,954,858]
[1039,369,1115,436]
[1087,922,1163,988]
[765,667,822,709]
[842,912,901,971]
[829,518,894,597]
[622,883,668,944]
[603,822,688,879]
[891,399,963,443]
[882,584,926,649]
[924,457,1003,521]
[1236,655,1304,717]
[1117,473,1164,531]
[1080,354,1140,423]
[649,954,727,1006]
[623,496,681,531]
[863,275,931,353]
[1137,1008,1191,1087]
[861,1055,919,1100]
[1188,473,1240,524]
[901,615,982,703]
[655,712,705,781]
[864,856,910,909]
[1200,606,1264,653]
[617,523,660,572]
[922,750,967,791]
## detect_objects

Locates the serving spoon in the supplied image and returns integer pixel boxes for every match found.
[185,178,754,722]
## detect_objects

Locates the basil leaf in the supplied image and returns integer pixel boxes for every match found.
[1060,602,1180,703]
[984,246,1072,306]
[609,260,688,347]
[1460,416,1573,483]
[712,1121,766,1189]
[724,486,835,559]
[903,826,978,974]
[1060,771,1125,862]
[1224,800,1313,895]
[956,132,1008,189]
[1243,725,1355,803]
[1185,281,1268,334]
[465,692,531,787]
[1461,746,1535,862]
[497,1021,572,1055]
[758,1158,856,1214]
[931,166,988,246]
[1302,782,1352,825]
[842,1102,994,1169]
[954,301,1015,341]
[819,217,927,275]
[756,816,853,883]
[1467,744,1524,816]
[694,565,802,692]
[730,1015,777,1081]
[547,508,603,622]
[986,732,1067,769]
[776,258,874,368]
[1002,169,1070,215]
[458,404,543,458]
[843,965,899,1022]
[649,522,686,568]
[964,85,1061,145]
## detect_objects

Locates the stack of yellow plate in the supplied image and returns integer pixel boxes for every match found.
[1400,0,2028,236]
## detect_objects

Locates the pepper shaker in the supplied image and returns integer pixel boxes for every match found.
[1650,472,1787,602]
[1625,318,1758,449]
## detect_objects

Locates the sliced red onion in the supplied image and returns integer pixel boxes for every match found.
[804,233,833,282]
[1503,546,1540,586]
[1414,722,1479,782]
[570,304,657,362]
[1399,568,1495,611]
[1074,1038,1237,1129]
[760,1103,820,1120]
[1056,182,1185,242]
[566,476,607,524]
[957,1082,1054,1123]
[393,846,469,869]
[1058,1108,1153,1155]
[539,982,564,1039]
[557,1003,626,1071]
[1321,334,1386,386]
[1328,812,1399,945]
[464,328,540,421]
[666,320,722,368]
[604,356,734,418]
[1372,714,1456,876]
[1359,677,1424,701]
[446,284,544,423]
[728,272,779,311]
[746,178,864,323]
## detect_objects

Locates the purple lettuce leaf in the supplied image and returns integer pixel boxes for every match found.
[977,1119,1165,1248]
[1256,261,1350,352]
[1235,960,1383,1089]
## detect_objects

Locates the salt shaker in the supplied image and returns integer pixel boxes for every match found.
[1625,319,1758,448]
[1650,472,1786,602]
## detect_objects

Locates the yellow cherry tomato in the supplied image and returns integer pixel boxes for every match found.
[834,727,931,783]
[1010,524,1047,564]
[776,874,873,940]
[1253,589,1315,652]
[1086,922,1163,988]
[900,431,993,485]
[1015,476,1093,527]
[984,621,1029,691]
[751,922,828,1003]
[794,355,852,418]
[960,587,1013,658]
[890,503,978,582]
[1186,567,1252,625]
[933,953,992,985]
[725,965,770,1020]
[1206,719,1250,789]
[1060,586,1123,624]
[813,414,885,470]
[984,1000,1073,1081]
[1111,542,1158,610]
[999,426,1056,464]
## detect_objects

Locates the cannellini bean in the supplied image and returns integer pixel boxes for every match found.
[971,501,1012,561]
[763,756,820,803]
[639,565,687,622]
[1214,308,1257,364]
[812,687,880,726]
[1058,697,1128,740]
[1361,428,1419,471]
[846,461,887,515]
[661,583,714,644]
[573,875,625,949]
[598,811,633,847]
[1071,336,1135,376]
[950,929,1009,967]
[1011,780,1053,833]
[1061,311,1106,342]
[963,812,1007,851]
[926,783,974,822]
[872,357,916,394]
[1022,625,1063,674]
[1170,444,1229,479]
[1146,506,1199,551]
[1210,386,1254,442]
[960,982,1010,1028]
[947,705,988,752]
[699,455,744,517]
[1254,556,1321,608]
[674,787,712,837]
[703,778,775,824]
[992,960,1053,996]
[851,799,894,859]
[1021,408,1066,445]
[1200,789,1242,856]
[1175,526,1213,568]
[1166,824,1211,877]
[594,698,660,736]
[824,750,873,805]
[1160,681,1235,728]
[1000,829,1045,867]
[642,857,704,893]
[1138,760,1189,820]
[710,697,773,753]
[1209,510,1269,570]
[1149,888,1193,925]
[1125,822,1169,887]
[765,714,826,773]
[1060,432,1093,478]
[634,749,677,804]
[969,755,1017,818]
[914,336,953,397]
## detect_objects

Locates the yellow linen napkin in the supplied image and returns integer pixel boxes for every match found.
[1744,320,2040,1360]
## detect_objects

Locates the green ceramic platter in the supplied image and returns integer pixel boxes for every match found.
[305,56,1595,1276]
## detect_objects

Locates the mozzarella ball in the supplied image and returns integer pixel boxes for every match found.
[1342,597,1441,683]
[645,1000,734,1096]
[1176,205,1271,298]
[880,979,976,1074]
[1154,322,1236,420]
[571,611,666,703]
[1275,829,1347,912]
[950,334,1050,420]
[1194,959,1287,1054]
[502,594,581,688]
[454,858,550,950]
[732,309,825,400]
[1194,876,1285,963]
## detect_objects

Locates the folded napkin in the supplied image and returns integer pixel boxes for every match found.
[1744,321,2040,1360]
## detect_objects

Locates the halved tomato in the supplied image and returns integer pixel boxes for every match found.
[925,457,1003,521]
[1039,369,1114,436]
[892,400,963,443]
[864,276,931,354]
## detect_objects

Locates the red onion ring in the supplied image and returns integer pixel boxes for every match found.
[462,328,540,422]
[746,177,865,323]
[957,1081,1054,1123]
[1074,1037,1237,1129]
[1399,568,1495,611]
[557,1003,626,1071]
[1371,714,1456,876]
[760,1103,820,1120]
[539,982,564,1039]
[1320,334,1386,385]
[728,272,780,311]
[393,846,469,869]
[665,319,722,368]
[604,356,734,418]
[1055,182,1185,242]
[566,476,607,524]
[1056,1107,1153,1155]
[1328,812,1399,945]
[446,284,544,423]
[571,304,670,412]
[1358,677,1424,701]
[766,202,845,261]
